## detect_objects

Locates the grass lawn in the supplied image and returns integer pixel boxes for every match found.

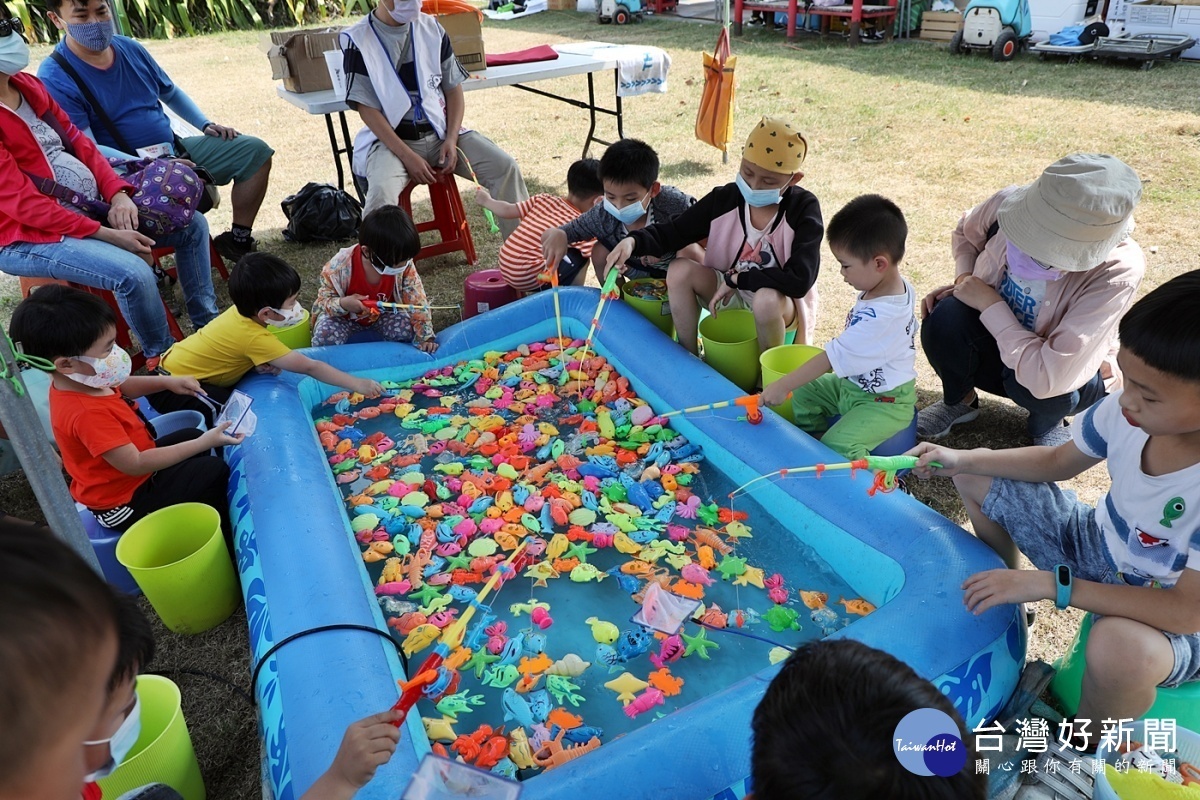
[1,11,1197,796]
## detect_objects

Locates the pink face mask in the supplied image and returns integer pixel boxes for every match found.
[1006,241,1064,282]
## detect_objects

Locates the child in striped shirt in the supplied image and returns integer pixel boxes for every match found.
[475,158,602,294]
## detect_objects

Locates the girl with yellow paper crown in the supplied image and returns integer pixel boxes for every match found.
[606,117,822,359]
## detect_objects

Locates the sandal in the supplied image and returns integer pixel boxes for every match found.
[1015,747,1098,799]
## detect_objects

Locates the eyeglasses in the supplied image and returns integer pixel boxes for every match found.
[0,18,25,38]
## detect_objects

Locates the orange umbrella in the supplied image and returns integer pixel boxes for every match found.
[695,26,737,158]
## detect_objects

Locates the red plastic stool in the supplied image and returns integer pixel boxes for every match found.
[463,269,521,318]
[398,173,477,266]
[18,277,185,372]
[152,236,229,282]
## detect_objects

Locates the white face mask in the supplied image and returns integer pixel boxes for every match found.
[388,0,421,24]
[371,252,414,277]
[83,694,141,782]
[267,305,305,328]
[66,343,132,389]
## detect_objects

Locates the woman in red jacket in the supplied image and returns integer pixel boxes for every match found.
[0,9,216,361]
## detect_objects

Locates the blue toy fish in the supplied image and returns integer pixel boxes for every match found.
[522,632,547,656]
[596,644,624,672]
[527,689,552,724]
[512,484,530,505]
[615,627,655,661]
[448,585,478,603]
[342,428,365,443]
[551,724,603,744]
[577,462,617,480]
[468,497,493,515]
[435,522,457,543]
[539,502,554,533]
[422,556,446,577]
[502,687,535,729]
[491,758,517,780]
[606,567,641,594]
[497,633,525,667]
[628,529,658,545]
[399,505,426,519]
[463,619,490,651]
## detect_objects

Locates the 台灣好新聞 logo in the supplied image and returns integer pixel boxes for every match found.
[893,708,968,777]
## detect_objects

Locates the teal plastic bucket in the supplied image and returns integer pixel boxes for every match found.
[698,309,760,392]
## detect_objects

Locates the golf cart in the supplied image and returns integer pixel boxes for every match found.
[950,0,1032,61]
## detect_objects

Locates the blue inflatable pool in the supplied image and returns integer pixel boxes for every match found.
[229,288,1023,800]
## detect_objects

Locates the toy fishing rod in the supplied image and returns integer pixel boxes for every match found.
[541,266,566,352]
[390,540,528,726]
[729,455,939,499]
[661,394,763,424]
[573,269,621,379]
[455,146,500,235]
[364,299,462,312]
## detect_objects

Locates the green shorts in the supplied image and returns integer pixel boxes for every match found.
[178,134,274,185]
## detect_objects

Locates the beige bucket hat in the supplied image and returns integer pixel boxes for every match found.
[997,153,1142,272]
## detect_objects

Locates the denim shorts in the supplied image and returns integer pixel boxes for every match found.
[983,478,1200,687]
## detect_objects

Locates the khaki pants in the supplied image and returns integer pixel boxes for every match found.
[362,130,528,238]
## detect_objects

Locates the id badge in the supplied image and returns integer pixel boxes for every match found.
[136,142,173,160]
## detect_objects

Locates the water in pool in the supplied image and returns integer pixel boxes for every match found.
[314,338,874,782]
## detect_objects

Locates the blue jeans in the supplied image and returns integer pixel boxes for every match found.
[922,296,1107,436]
[0,215,218,357]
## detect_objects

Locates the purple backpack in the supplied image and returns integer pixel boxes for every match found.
[22,110,202,237]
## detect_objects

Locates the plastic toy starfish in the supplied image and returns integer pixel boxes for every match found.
[681,626,720,660]
[565,541,598,562]
[464,647,500,679]
[445,552,473,572]
[408,582,445,607]
[733,565,765,588]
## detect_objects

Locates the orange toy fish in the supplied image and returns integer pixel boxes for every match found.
[546,708,583,730]
[518,653,553,676]
[670,580,704,600]
[696,545,716,570]
[839,597,876,616]
[800,590,828,610]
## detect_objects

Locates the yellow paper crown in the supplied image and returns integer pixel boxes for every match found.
[743,117,807,174]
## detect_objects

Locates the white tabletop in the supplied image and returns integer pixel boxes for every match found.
[277,41,624,116]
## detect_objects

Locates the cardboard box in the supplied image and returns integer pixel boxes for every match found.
[263,28,343,94]
[547,0,573,10]
[438,12,487,72]
[920,9,963,39]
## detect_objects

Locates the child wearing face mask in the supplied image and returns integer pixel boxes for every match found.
[8,285,240,538]
[541,138,701,285]
[606,117,823,358]
[154,253,383,419]
[311,205,438,351]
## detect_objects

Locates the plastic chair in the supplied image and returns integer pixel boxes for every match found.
[17,277,184,372]
[152,236,229,282]
[398,173,478,266]
[78,503,141,596]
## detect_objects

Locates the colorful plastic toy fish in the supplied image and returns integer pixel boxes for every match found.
[604,672,649,705]
[839,597,877,616]
[623,687,665,719]
[586,616,619,644]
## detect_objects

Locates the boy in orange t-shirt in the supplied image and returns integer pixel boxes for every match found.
[10,285,241,538]
[475,158,602,293]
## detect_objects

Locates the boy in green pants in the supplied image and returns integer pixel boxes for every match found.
[761,195,916,458]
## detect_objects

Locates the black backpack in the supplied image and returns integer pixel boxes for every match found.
[280,183,362,243]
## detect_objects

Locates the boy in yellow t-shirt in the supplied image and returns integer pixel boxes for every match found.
[149,254,382,423]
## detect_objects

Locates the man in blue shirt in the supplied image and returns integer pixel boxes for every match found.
[39,0,275,262]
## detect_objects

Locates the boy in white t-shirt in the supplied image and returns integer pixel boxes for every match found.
[909,270,1200,755]
[761,195,916,459]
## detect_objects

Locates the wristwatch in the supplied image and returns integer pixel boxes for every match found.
[1053,564,1073,610]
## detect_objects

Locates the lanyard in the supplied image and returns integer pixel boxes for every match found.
[368,15,426,122]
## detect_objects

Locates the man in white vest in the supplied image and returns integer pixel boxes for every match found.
[342,0,528,237]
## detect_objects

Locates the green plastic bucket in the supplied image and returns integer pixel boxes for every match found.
[116,503,238,635]
[760,344,825,422]
[96,675,206,800]
[699,309,761,392]
[268,307,312,350]
[1050,614,1200,732]
[621,278,674,337]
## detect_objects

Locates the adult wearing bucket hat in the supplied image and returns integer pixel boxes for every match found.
[918,154,1145,447]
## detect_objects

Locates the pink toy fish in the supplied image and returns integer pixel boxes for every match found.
[374,580,411,596]
[681,564,715,587]
[530,607,554,630]
[649,634,685,668]
[665,524,690,543]
[479,518,504,535]
[769,587,789,605]
[624,687,665,719]
[592,533,615,548]
[427,609,458,628]
[435,542,462,557]
[336,470,360,484]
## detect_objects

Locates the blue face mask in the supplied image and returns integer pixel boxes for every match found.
[67,19,115,53]
[0,29,30,75]
[83,693,141,782]
[603,194,649,226]
[736,173,785,208]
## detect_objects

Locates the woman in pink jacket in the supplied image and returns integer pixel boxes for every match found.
[918,154,1145,447]
[0,10,216,362]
